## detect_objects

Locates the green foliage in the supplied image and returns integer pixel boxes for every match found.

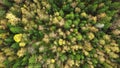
[2,0,12,7]
[76,34,83,41]
[29,55,37,64]
[64,20,72,29]
[86,4,98,13]
[4,59,12,68]
[11,43,19,49]
[65,12,75,20]
[0,29,7,33]
[110,2,120,9]
[62,4,72,12]
[0,9,6,18]
[81,63,90,68]
[29,29,44,40]
[78,2,85,9]
[0,0,120,68]
[73,19,80,26]
[59,10,64,17]
[4,36,14,44]
[92,58,98,64]
[97,6,109,13]
[22,56,29,65]
[60,54,67,62]
[13,61,21,68]
[10,26,23,33]
[102,62,113,68]
[75,54,81,60]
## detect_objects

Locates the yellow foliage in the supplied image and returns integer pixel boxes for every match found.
[51,59,55,63]
[13,34,22,43]
[58,39,65,45]
[81,12,87,17]
[88,32,95,40]
[19,42,26,47]
[17,48,26,57]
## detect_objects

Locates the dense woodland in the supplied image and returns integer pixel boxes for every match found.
[0,0,120,68]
